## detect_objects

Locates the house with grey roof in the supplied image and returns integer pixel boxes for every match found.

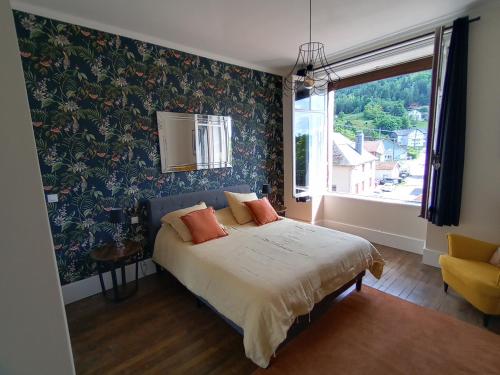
[382,139,408,161]
[391,128,427,147]
[331,132,376,194]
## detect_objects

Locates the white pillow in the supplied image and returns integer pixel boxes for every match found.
[224,191,258,224]
[489,247,500,267]
[160,202,207,241]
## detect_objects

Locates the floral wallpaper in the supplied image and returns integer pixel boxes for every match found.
[13,11,283,285]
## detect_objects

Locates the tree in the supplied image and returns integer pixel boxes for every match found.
[295,134,308,187]
[335,70,432,114]
[332,70,432,138]
[363,102,383,120]
[375,113,401,131]
[407,146,419,159]
[401,114,410,129]
[391,101,406,116]
[336,123,356,140]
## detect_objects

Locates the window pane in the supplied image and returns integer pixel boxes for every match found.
[294,96,310,110]
[294,111,325,195]
[294,113,309,193]
[332,70,432,203]
[311,94,325,111]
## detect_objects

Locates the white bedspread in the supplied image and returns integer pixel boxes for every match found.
[153,208,384,368]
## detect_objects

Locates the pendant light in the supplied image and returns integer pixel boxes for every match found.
[284,0,339,96]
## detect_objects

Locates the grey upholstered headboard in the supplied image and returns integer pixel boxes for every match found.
[142,184,251,250]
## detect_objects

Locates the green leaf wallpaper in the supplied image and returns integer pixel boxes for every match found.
[13,11,283,285]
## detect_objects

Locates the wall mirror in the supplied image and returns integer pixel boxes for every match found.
[157,112,232,173]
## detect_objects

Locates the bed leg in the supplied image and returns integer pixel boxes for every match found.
[356,272,365,292]
[356,277,362,292]
[483,314,491,328]
[155,263,162,274]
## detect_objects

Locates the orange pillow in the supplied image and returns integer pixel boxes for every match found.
[244,197,280,226]
[180,207,228,244]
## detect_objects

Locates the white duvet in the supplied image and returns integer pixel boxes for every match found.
[153,208,384,368]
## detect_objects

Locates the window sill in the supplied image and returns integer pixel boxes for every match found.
[323,191,421,208]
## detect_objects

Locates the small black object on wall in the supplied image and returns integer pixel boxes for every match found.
[296,196,311,203]
[261,183,270,196]
[109,208,124,224]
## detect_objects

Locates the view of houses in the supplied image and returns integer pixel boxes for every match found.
[293,71,431,203]
[330,129,426,202]
[331,71,431,203]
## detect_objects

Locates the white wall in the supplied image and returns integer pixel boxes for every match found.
[321,196,427,254]
[331,166,352,193]
[423,1,500,266]
[0,1,75,373]
[350,162,375,194]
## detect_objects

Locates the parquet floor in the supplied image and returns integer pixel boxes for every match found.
[66,244,499,374]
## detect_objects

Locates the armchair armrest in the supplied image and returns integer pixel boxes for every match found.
[447,234,498,262]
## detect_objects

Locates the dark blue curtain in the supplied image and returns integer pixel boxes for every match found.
[429,17,469,226]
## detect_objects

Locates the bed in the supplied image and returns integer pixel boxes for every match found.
[143,185,384,368]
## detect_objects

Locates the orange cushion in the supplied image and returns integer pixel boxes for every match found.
[180,207,228,244]
[244,197,280,226]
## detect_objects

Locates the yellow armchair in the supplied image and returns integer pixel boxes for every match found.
[439,234,500,327]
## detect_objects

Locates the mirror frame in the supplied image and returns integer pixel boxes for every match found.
[157,111,232,173]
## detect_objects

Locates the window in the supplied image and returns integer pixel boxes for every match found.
[330,68,432,203]
[290,34,441,205]
[293,92,327,197]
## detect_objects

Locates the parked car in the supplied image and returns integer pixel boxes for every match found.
[381,177,401,185]
[381,182,395,192]
[399,171,409,178]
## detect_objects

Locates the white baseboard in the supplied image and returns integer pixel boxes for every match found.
[422,248,443,268]
[316,219,425,255]
[61,258,157,305]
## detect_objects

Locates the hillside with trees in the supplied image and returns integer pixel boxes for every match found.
[334,70,432,141]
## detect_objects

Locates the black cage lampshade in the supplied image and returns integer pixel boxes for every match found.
[109,208,124,224]
[262,184,270,196]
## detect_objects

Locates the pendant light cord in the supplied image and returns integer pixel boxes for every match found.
[309,0,312,45]
[307,0,312,67]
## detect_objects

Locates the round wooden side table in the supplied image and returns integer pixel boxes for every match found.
[273,205,287,217]
[90,240,142,302]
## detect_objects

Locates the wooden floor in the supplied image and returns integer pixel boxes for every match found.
[66,245,499,374]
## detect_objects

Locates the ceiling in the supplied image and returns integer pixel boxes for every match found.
[11,0,485,75]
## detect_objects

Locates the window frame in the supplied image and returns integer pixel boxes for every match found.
[329,56,433,91]
[292,90,328,198]
[327,58,433,205]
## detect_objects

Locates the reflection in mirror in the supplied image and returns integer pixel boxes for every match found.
[157,112,232,173]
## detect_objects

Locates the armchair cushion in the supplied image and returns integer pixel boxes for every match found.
[447,234,498,262]
[489,248,500,267]
[439,255,500,297]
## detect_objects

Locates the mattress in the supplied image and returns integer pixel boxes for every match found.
[153,208,384,367]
